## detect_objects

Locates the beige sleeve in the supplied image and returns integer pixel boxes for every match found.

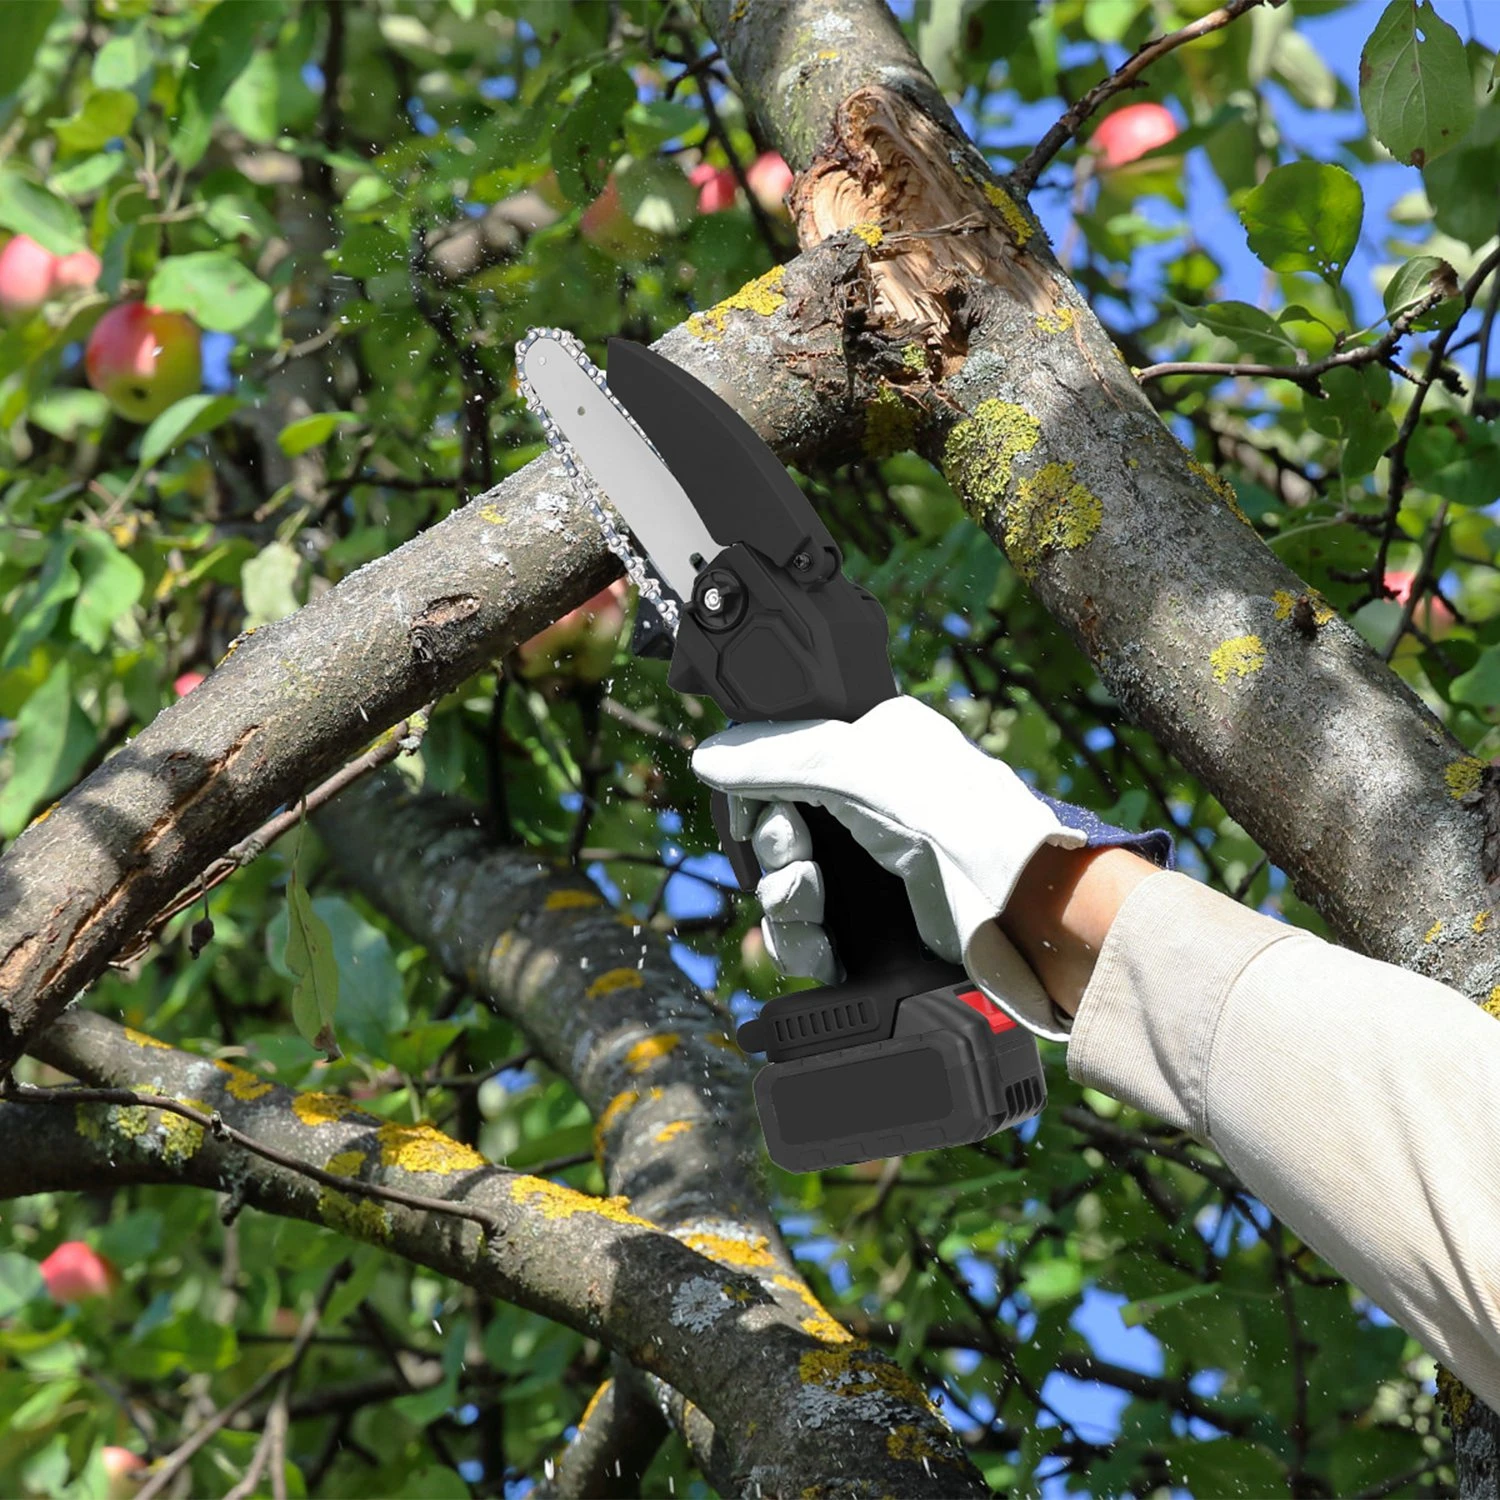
[1067,869,1500,1411]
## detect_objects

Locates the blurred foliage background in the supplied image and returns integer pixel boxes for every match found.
[2,0,1497,1495]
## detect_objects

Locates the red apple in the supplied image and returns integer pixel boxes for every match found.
[85,302,203,424]
[745,152,794,219]
[39,1241,117,1303]
[174,671,205,697]
[101,1447,145,1500]
[0,234,59,318]
[689,162,738,214]
[53,248,102,293]
[517,581,628,684]
[1384,569,1454,636]
[1092,102,1179,170]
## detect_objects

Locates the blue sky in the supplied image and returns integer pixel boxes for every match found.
[997,0,1500,336]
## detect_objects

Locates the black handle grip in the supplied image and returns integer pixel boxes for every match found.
[713,789,958,987]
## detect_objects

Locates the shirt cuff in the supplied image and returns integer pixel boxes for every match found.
[1065,870,1295,1135]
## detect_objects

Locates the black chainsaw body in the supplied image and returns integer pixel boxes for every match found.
[606,337,1047,1171]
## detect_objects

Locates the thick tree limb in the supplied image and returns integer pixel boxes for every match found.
[0,246,855,1073]
[702,0,1500,1483]
[317,770,871,1489]
[11,1009,981,1497]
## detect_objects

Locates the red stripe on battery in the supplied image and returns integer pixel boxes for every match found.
[956,989,1017,1033]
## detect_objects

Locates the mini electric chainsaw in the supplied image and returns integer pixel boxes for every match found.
[516,330,1046,1172]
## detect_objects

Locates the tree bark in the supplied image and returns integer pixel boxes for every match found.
[13,1008,982,1498]
[699,0,1499,1483]
[315,769,967,1491]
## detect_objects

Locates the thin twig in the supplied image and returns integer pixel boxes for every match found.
[7,1082,505,1240]
[111,708,432,966]
[1013,0,1273,195]
[1135,282,1453,388]
[137,1263,347,1500]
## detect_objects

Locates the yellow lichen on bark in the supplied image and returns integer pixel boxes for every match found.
[1425,920,1443,943]
[577,1378,612,1431]
[593,1087,662,1161]
[123,1027,171,1050]
[1006,462,1103,580]
[1484,987,1500,1019]
[679,1228,777,1270]
[849,222,883,246]
[981,181,1034,247]
[654,1120,694,1143]
[887,1424,956,1463]
[1209,635,1266,685]
[1036,306,1074,335]
[864,385,918,458]
[686,265,788,342]
[941,400,1041,525]
[293,1092,369,1128]
[585,967,645,1000]
[545,889,602,911]
[320,1180,392,1244]
[798,1345,937,1415]
[1272,589,1336,627]
[159,1101,210,1165]
[625,1033,680,1072]
[212,1060,273,1101]
[377,1122,487,1174]
[509,1176,653,1228]
[1445,757,1484,800]
[773,1272,852,1344]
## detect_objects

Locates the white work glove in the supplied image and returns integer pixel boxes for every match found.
[692,695,1090,1040]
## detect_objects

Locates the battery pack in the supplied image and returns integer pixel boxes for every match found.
[740,979,1047,1173]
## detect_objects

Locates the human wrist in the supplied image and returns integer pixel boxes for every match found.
[999,844,1160,1016]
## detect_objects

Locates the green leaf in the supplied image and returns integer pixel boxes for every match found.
[92,29,153,91]
[27,388,111,441]
[309,896,408,1058]
[171,0,268,169]
[397,1468,469,1500]
[1157,1437,1289,1497]
[623,98,703,156]
[0,3,58,101]
[0,172,84,255]
[120,1309,237,1379]
[1,536,79,670]
[1359,0,1475,167]
[329,223,404,278]
[0,662,94,839]
[70,529,144,652]
[138,393,242,465]
[47,152,125,198]
[8,1378,78,1430]
[1239,161,1363,283]
[285,844,341,1058]
[50,88,137,154]
[1382,254,1457,323]
[221,50,280,143]
[1172,299,1300,362]
[242,540,303,627]
[1451,646,1500,707]
[551,64,636,204]
[1422,102,1500,248]
[0,1252,46,1319]
[1120,1281,1222,1326]
[146,252,272,334]
[278,411,358,456]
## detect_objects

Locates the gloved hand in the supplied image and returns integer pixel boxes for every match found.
[692,695,1172,1040]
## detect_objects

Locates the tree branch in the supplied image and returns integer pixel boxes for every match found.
[8,1008,979,1497]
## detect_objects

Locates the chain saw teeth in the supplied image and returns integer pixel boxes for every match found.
[514,327,681,633]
